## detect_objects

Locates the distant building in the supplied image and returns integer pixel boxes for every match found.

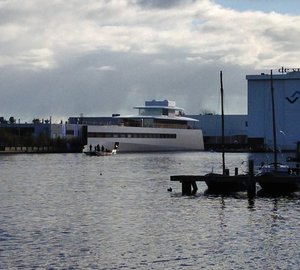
[0,120,84,152]
[247,69,300,151]
[0,122,51,151]
[187,114,248,149]
[0,122,51,141]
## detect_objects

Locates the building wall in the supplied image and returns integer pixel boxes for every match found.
[247,71,300,151]
[0,123,50,138]
[51,124,82,139]
[186,114,248,149]
[187,115,247,137]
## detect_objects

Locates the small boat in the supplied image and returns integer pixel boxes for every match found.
[96,149,117,156]
[204,173,248,193]
[256,170,300,193]
[82,145,117,156]
[256,162,300,193]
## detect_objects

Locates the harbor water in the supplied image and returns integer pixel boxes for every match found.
[1,152,300,269]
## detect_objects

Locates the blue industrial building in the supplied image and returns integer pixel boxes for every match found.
[188,114,248,150]
[247,69,300,151]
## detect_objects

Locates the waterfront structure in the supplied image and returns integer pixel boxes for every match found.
[86,100,204,152]
[0,121,51,150]
[0,119,84,153]
[247,69,300,151]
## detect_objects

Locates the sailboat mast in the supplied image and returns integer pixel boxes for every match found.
[270,69,278,170]
[220,71,225,174]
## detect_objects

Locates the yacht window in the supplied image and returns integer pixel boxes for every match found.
[143,119,153,127]
[87,132,176,139]
[139,108,162,116]
[139,109,146,115]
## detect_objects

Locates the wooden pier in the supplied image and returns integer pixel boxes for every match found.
[170,160,300,196]
[170,172,252,196]
[171,161,254,196]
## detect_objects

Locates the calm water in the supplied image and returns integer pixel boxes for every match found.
[1,152,300,269]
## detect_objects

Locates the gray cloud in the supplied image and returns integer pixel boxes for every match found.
[0,0,299,122]
[134,0,195,9]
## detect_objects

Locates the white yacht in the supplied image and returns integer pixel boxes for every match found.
[86,100,204,152]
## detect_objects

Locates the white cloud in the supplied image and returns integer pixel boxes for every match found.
[18,48,56,70]
[0,0,300,119]
[98,65,116,71]
[1,0,300,69]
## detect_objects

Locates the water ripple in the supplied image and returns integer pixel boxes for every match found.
[0,152,300,269]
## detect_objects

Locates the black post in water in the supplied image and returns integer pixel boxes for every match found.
[247,160,256,198]
[270,70,278,171]
[191,181,198,195]
[220,71,226,175]
[182,181,192,196]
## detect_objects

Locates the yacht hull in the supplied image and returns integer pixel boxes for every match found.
[87,125,204,152]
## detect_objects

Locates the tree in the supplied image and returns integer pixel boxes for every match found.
[9,116,15,124]
[32,118,41,124]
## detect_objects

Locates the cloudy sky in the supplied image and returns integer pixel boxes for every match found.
[1,0,300,123]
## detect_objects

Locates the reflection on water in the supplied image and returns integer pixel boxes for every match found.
[0,152,299,269]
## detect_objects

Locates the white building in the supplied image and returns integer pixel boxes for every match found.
[247,70,300,151]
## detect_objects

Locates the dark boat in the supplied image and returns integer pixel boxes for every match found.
[204,71,247,192]
[83,149,98,156]
[204,173,248,193]
[255,70,300,193]
[256,172,300,193]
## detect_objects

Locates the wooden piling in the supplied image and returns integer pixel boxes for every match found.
[181,181,192,196]
[247,160,256,198]
[180,180,198,196]
[191,181,198,195]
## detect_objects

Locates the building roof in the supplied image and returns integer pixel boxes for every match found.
[246,71,300,81]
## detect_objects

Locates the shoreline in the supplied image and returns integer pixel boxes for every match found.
[0,149,298,155]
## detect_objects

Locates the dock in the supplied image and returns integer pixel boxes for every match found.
[170,172,253,196]
[170,160,300,196]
